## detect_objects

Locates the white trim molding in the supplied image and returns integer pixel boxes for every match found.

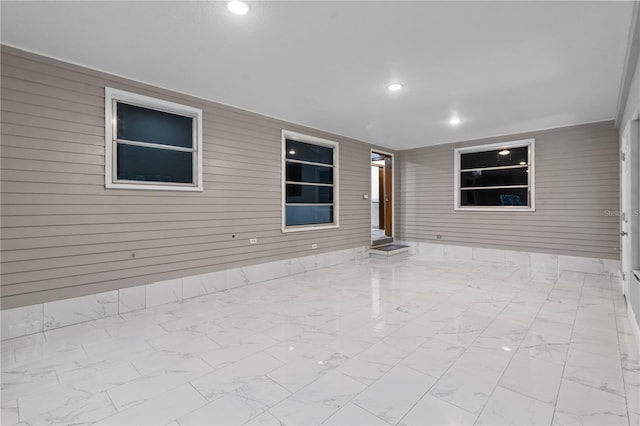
[104,87,204,191]
[281,130,339,232]
[454,138,535,211]
[1,246,368,341]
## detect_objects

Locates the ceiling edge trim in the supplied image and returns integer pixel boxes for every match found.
[615,0,640,128]
[0,43,617,153]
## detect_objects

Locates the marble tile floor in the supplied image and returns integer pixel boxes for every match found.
[1,256,639,426]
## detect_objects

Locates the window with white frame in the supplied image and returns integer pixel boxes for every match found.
[105,87,203,191]
[454,139,535,210]
[282,131,338,231]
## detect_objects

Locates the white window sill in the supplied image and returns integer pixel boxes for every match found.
[106,182,203,191]
[282,224,339,233]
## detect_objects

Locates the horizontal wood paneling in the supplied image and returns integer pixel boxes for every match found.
[395,121,620,260]
[1,45,621,310]
[0,45,387,309]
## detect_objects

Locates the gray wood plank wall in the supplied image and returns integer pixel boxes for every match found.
[0,45,386,309]
[0,45,622,310]
[395,121,621,260]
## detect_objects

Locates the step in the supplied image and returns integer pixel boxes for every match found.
[369,244,411,259]
[372,236,394,247]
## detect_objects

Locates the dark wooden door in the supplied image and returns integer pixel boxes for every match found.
[384,156,392,236]
[378,167,385,229]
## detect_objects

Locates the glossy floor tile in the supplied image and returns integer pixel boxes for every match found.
[1,256,638,425]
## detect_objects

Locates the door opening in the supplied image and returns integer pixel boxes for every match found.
[371,151,393,246]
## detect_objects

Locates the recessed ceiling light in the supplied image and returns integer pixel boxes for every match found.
[227,1,249,15]
[499,150,510,156]
[388,83,402,91]
[449,117,461,126]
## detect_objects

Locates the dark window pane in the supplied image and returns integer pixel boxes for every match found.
[460,188,529,207]
[286,184,333,204]
[286,163,333,184]
[461,167,528,188]
[117,143,193,184]
[117,103,193,148]
[286,139,333,165]
[461,146,528,169]
[285,205,333,226]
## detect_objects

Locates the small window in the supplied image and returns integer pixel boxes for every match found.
[105,87,203,191]
[454,139,535,211]
[282,131,339,232]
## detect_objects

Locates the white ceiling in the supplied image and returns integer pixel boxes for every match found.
[0,1,633,149]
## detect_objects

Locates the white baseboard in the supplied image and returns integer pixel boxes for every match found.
[2,242,629,342]
[628,303,640,352]
[1,246,368,341]
[402,241,620,278]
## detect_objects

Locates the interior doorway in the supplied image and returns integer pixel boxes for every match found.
[371,150,393,246]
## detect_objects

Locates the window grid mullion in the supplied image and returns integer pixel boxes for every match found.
[286,159,334,168]
[460,185,530,191]
[115,138,195,153]
[460,164,529,173]
[285,181,334,187]
[285,203,335,206]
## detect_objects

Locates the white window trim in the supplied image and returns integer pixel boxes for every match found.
[105,87,203,191]
[454,138,535,211]
[281,130,339,232]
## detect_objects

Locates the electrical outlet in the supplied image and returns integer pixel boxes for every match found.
[250,238,257,244]
[311,244,318,249]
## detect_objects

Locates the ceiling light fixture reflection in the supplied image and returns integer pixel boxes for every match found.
[449,116,461,126]
[227,1,249,15]
[519,161,526,165]
[388,83,402,91]
[499,150,510,156]
[288,150,296,155]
